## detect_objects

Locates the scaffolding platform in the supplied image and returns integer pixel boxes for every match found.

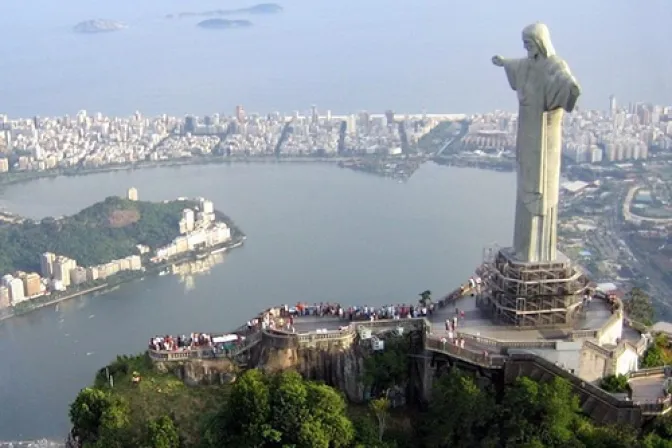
[479,247,590,328]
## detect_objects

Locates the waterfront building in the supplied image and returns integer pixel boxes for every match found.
[186,230,207,250]
[23,272,41,297]
[200,199,214,214]
[0,158,8,173]
[182,209,195,232]
[127,187,139,201]
[8,277,25,304]
[0,286,9,308]
[1,274,13,287]
[86,266,100,282]
[53,256,77,287]
[126,255,142,270]
[70,267,88,286]
[174,236,188,254]
[40,252,55,278]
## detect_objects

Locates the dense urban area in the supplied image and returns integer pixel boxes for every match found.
[1,97,672,317]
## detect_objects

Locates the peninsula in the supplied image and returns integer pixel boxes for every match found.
[197,19,252,30]
[73,20,127,34]
[0,189,244,318]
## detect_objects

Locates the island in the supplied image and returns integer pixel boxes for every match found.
[0,190,244,319]
[167,3,283,19]
[73,19,127,34]
[197,19,253,30]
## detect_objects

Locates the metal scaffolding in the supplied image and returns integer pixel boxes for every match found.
[479,247,590,328]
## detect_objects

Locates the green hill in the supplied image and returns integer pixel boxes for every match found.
[0,196,199,274]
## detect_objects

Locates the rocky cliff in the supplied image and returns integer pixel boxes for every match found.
[155,358,237,386]
[255,342,368,402]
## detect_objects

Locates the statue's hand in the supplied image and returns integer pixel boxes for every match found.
[492,55,504,67]
[570,83,581,97]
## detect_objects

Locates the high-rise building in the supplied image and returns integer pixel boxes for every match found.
[8,277,25,304]
[385,110,395,127]
[311,105,318,124]
[127,187,139,201]
[70,267,88,286]
[184,115,196,134]
[609,95,617,116]
[53,256,77,287]
[182,209,195,232]
[200,199,214,214]
[40,252,56,278]
[235,105,246,123]
[23,273,41,297]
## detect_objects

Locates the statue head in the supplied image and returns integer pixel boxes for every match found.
[522,23,556,59]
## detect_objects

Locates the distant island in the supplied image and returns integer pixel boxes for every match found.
[167,3,283,19]
[73,19,127,34]
[197,19,253,30]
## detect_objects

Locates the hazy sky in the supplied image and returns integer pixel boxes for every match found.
[0,0,671,116]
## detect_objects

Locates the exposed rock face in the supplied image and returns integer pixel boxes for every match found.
[258,344,367,402]
[157,358,237,386]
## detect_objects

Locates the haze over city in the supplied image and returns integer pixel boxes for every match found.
[0,0,671,117]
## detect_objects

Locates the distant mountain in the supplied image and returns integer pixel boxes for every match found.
[167,3,283,19]
[73,19,127,34]
[197,19,253,30]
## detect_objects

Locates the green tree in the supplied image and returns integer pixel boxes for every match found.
[144,416,179,448]
[498,376,582,448]
[419,290,432,307]
[363,335,410,397]
[578,423,641,448]
[204,369,354,448]
[600,374,630,393]
[642,334,672,368]
[623,287,654,326]
[68,387,130,448]
[203,369,277,448]
[422,369,497,448]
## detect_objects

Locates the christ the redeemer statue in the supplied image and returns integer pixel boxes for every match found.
[492,23,581,263]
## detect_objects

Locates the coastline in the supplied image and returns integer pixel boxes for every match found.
[0,156,349,189]
[0,153,514,190]
[0,211,246,322]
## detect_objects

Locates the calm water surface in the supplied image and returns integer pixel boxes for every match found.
[0,162,514,439]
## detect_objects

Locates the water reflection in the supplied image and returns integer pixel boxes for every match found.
[170,252,227,293]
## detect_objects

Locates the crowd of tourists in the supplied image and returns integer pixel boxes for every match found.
[281,302,438,321]
[149,279,481,354]
[148,332,244,355]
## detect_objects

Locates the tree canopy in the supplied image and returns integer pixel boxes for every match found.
[0,196,197,273]
[202,369,355,448]
[69,353,672,448]
[623,287,655,326]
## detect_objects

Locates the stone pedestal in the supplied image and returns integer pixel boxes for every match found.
[481,248,589,328]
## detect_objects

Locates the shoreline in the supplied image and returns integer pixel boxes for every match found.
[0,154,513,189]
[0,218,246,322]
[0,156,349,188]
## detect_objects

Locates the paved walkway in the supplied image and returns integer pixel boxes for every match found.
[630,375,667,403]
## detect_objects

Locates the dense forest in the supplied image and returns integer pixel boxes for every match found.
[0,196,197,273]
[68,330,672,448]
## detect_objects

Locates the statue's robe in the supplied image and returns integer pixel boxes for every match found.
[502,56,580,262]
